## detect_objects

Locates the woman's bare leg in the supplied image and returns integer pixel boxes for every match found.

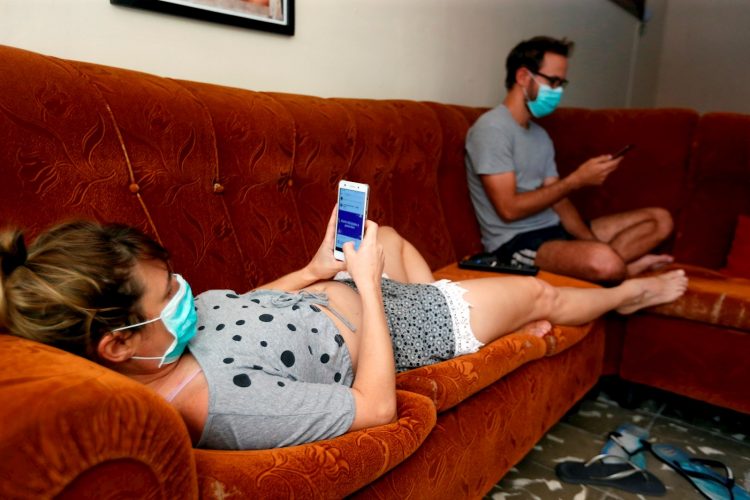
[378,226,434,283]
[460,270,687,345]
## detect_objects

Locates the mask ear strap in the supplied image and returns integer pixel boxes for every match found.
[111,316,159,333]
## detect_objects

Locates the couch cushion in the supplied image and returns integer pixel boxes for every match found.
[194,390,436,499]
[395,330,547,412]
[724,214,750,279]
[428,102,485,260]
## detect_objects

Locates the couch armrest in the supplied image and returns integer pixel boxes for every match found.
[194,390,436,499]
[647,264,750,330]
[0,334,197,499]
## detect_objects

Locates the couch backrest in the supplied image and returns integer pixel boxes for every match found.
[539,108,700,255]
[5,44,742,284]
[541,108,749,268]
[0,45,483,293]
[672,113,750,267]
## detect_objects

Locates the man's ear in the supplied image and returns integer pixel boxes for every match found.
[98,331,138,363]
[515,67,532,88]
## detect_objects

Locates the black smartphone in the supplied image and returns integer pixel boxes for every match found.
[458,253,539,276]
[612,144,635,159]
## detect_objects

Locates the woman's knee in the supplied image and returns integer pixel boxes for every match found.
[525,277,558,318]
[377,226,403,247]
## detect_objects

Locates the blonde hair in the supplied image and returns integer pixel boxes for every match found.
[0,220,169,358]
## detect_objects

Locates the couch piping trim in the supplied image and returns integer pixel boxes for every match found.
[102,102,163,246]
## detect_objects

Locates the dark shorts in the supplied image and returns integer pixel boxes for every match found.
[492,224,574,266]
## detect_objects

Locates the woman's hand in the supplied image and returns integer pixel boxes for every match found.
[345,220,396,431]
[343,221,384,290]
[305,206,346,282]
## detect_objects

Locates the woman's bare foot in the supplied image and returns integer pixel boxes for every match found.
[626,254,675,276]
[616,270,688,314]
[515,319,553,338]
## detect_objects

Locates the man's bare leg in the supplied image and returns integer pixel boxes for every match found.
[458,270,687,345]
[534,239,627,282]
[590,208,674,273]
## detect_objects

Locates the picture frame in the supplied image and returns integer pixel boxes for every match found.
[608,0,646,21]
[110,0,294,36]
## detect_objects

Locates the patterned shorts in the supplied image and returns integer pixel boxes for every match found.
[338,278,483,372]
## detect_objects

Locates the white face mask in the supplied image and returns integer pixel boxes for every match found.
[112,274,198,367]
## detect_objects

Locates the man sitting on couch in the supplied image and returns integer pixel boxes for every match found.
[465,36,674,282]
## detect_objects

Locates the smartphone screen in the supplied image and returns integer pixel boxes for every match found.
[334,181,369,261]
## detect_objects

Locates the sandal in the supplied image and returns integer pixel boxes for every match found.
[644,442,750,500]
[602,423,650,469]
[556,453,666,495]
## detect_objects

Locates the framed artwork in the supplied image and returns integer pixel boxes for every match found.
[111,0,294,36]
[608,0,646,21]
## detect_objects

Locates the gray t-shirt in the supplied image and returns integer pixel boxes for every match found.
[465,104,561,252]
[189,288,355,450]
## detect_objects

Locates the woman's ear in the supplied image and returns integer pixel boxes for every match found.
[97,331,138,363]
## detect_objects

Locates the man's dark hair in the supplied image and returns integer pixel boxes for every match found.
[505,36,575,90]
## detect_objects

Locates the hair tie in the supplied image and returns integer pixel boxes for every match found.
[1,233,28,277]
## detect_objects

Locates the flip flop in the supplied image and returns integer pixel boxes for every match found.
[602,423,650,469]
[646,442,750,500]
[556,453,667,496]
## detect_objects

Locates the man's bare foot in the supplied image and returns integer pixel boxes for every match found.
[626,254,674,276]
[515,320,553,338]
[616,270,688,314]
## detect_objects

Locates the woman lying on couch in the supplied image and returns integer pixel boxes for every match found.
[0,211,687,450]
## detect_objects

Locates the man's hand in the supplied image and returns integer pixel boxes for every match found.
[570,155,623,188]
[306,206,346,281]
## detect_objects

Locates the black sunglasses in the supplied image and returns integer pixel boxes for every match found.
[533,71,569,89]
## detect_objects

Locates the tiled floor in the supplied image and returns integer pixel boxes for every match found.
[485,378,750,499]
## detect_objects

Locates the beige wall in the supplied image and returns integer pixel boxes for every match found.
[629,0,668,108]
[655,0,750,114]
[1,0,656,108]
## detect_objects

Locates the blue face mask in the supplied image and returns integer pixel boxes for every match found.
[113,274,198,367]
[525,75,564,118]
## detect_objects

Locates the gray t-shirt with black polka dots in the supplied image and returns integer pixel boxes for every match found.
[189,288,355,450]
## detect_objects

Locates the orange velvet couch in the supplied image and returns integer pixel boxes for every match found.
[0,44,746,499]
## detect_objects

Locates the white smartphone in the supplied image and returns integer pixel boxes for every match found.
[334,180,370,261]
